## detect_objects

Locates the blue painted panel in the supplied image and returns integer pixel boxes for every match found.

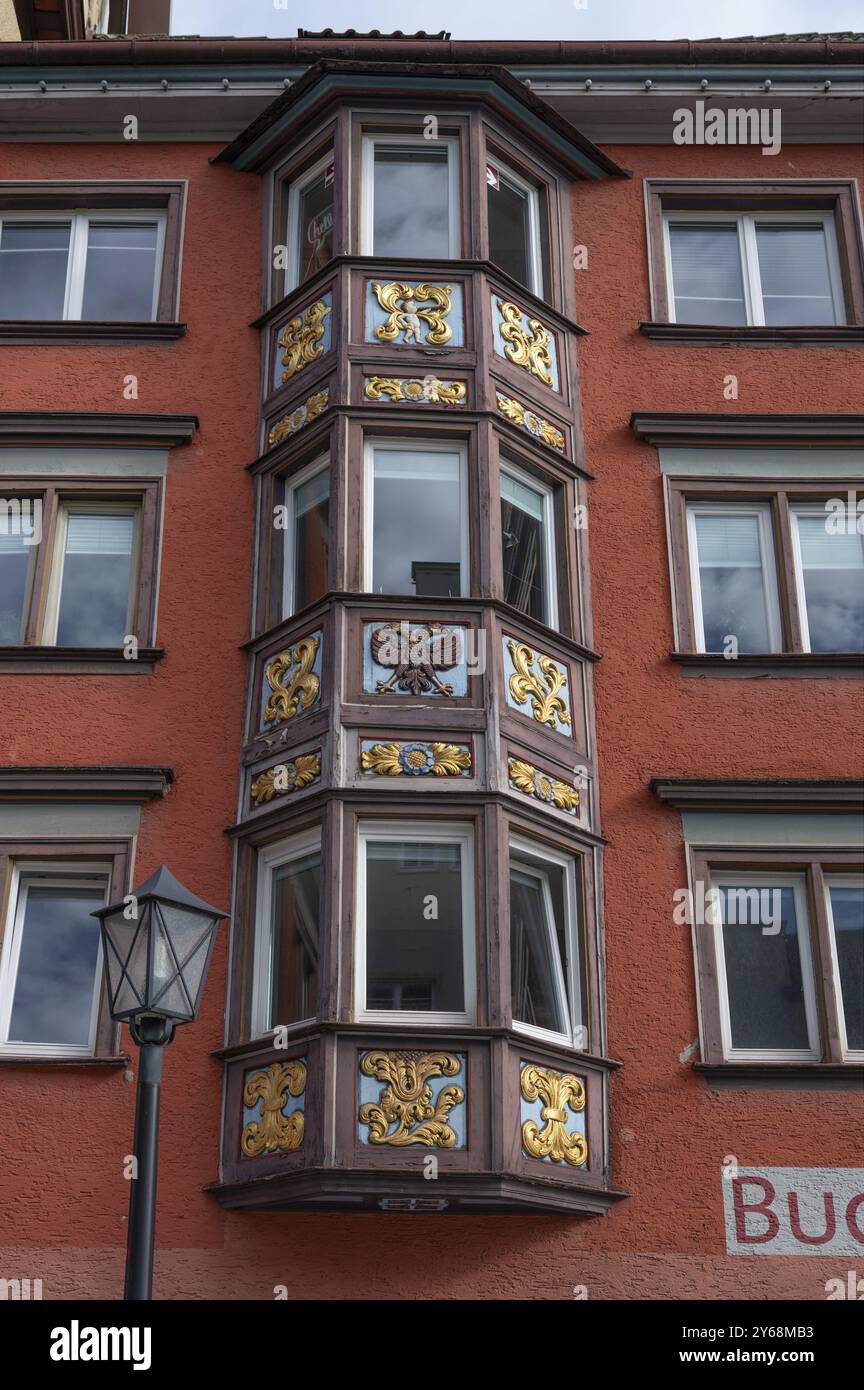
[358,1051,467,1148]
[272,292,333,391]
[260,631,324,730]
[491,295,560,392]
[501,634,572,737]
[365,280,464,348]
[363,622,469,697]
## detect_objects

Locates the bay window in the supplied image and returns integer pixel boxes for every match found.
[486,158,544,295]
[500,460,557,626]
[364,439,469,597]
[509,836,584,1047]
[253,831,321,1036]
[285,152,334,292]
[361,136,460,258]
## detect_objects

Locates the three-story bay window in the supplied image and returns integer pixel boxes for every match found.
[364,439,469,597]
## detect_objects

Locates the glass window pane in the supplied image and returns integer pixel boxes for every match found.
[0,222,70,320]
[295,167,333,283]
[373,146,451,257]
[372,447,462,596]
[0,508,35,643]
[55,511,135,647]
[756,224,837,327]
[488,172,531,287]
[365,839,464,1013]
[501,471,548,621]
[795,515,864,653]
[8,883,105,1047]
[828,882,864,1052]
[510,860,568,1034]
[81,223,159,321]
[668,223,746,325]
[693,511,777,652]
[269,853,319,1027]
[292,468,329,612]
[718,883,811,1051]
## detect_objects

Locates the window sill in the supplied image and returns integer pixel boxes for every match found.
[640,322,864,347]
[0,321,187,345]
[0,646,164,674]
[695,1063,864,1091]
[671,651,864,678]
[0,1053,129,1067]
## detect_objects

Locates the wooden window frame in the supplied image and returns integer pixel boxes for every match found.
[360,130,462,260]
[281,452,330,621]
[283,149,335,297]
[499,453,559,631]
[362,436,470,599]
[251,826,322,1041]
[484,150,546,298]
[509,832,584,1050]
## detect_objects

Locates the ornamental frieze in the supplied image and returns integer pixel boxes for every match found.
[508,757,579,813]
[261,633,322,728]
[358,1051,466,1148]
[495,391,565,452]
[364,375,466,406]
[361,740,471,777]
[366,280,464,347]
[520,1063,587,1167]
[267,386,330,446]
[241,1059,307,1158]
[363,621,469,698]
[274,294,332,387]
[250,751,322,805]
[492,296,559,390]
[503,637,572,735]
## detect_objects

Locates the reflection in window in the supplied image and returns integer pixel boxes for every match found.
[826,879,864,1052]
[0,215,163,322]
[0,509,36,643]
[689,507,780,653]
[487,163,542,294]
[286,464,329,615]
[288,158,334,289]
[371,144,453,258]
[268,851,320,1028]
[793,512,864,653]
[509,842,582,1045]
[81,224,159,321]
[668,223,746,325]
[53,510,136,647]
[0,222,71,319]
[755,224,837,326]
[716,880,815,1053]
[368,443,466,597]
[500,467,553,623]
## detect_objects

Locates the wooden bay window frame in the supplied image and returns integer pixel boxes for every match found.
[250,826,322,1040]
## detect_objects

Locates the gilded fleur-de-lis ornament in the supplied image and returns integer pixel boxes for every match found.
[241,1060,307,1157]
[276,299,331,383]
[263,635,320,724]
[520,1064,587,1166]
[496,298,554,385]
[507,640,570,730]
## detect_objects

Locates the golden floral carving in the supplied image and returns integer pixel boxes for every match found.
[507,640,571,731]
[496,298,554,385]
[371,282,453,346]
[508,758,580,812]
[241,1060,307,1157]
[520,1064,587,1166]
[364,375,466,406]
[495,391,565,451]
[267,388,329,446]
[263,635,321,725]
[361,741,471,777]
[276,298,331,383]
[359,1051,465,1147]
[251,752,322,805]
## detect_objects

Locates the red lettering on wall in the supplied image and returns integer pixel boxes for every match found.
[787,1191,836,1245]
[733,1176,779,1243]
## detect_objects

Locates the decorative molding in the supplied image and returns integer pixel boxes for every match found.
[262,634,322,725]
[0,323,188,346]
[631,412,864,445]
[505,639,571,732]
[640,323,864,348]
[361,741,471,777]
[267,386,330,446]
[0,647,165,675]
[370,281,453,345]
[0,766,174,801]
[495,298,555,385]
[275,297,332,384]
[240,1060,307,1158]
[651,778,864,812]
[495,391,565,451]
[0,413,197,446]
[250,752,322,805]
[364,375,466,406]
[368,622,464,697]
[508,758,580,812]
[358,1051,465,1148]
[520,1063,587,1166]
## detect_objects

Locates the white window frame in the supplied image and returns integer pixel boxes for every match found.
[712,872,820,1062]
[824,873,864,1062]
[284,151,334,295]
[0,861,110,1058]
[486,156,544,296]
[499,456,558,629]
[360,133,460,257]
[685,501,783,653]
[789,504,864,654]
[41,499,141,647]
[663,209,846,327]
[363,437,470,596]
[0,497,39,643]
[251,828,322,1039]
[0,209,166,322]
[355,819,476,1026]
[509,834,583,1049]
[282,454,330,619]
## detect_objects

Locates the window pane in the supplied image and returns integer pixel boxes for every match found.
[0,512,34,643]
[295,168,333,283]
[8,883,104,1047]
[668,223,746,324]
[756,224,837,326]
[0,222,70,319]
[718,883,811,1051]
[828,882,864,1051]
[55,511,135,647]
[269,853,319,1027]
[795,516,864,653]
[292,469,329,612]
[693,512,777,652]
[373,147,451,257]
[81,223,159,321]
[365,839,464,1013]
[372,448,462,596]
[488,172,531,287]
[510,860,568,1035]
[501,472,547,621]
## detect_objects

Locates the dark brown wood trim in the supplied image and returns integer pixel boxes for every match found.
[0,1055,130,1068]
[0,647,165,674]
[0,413,198,446]
[0,322,187,344]
[0,767,174,800]
[632,412,864,445]
[639,322,864,346]
[652,778,864,811]
[695,1063,864,1090]
[671,652,864,677]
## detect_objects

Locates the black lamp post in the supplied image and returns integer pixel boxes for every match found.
[93,865,226,1301]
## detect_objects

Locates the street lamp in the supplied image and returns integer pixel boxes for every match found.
[93,865,226,1301]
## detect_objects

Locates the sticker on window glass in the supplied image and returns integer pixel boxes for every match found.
[486,163,500,189]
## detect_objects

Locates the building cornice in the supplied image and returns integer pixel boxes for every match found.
[651,778,864,812]
[631,412,864,446]
[0,766,175,800]
[0,412,198,446]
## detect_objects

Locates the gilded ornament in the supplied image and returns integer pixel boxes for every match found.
[276,298,331,383]
[359,1051,464,1147]
[267,388,329,446]
[508,757,580,812]
[371,622,463,697]
[364,375,466,406]
[251,752,322,805]
[361,741,471,777]
[263,635,321,725]
[507,640,571,731]
[495,391,565,451]
[241,1060,307,1157]
[371,282,453,346]
[496,298,554,385]
[520,1064,587,1166]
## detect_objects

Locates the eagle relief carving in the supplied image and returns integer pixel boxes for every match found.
[370,622,463,697]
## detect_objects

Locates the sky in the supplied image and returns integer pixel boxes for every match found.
[170,0,862,42]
